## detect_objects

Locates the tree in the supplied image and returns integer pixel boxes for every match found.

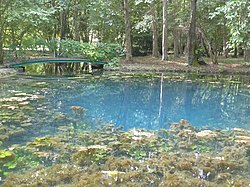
[223,0,250,61]
[222,0,228,58]
[1,0,249,65]
[170,0,181,58]
[186,0,198,65]
[124,0,132,61]
[162,0,168,61]
[60,0,68,40]
[210,0,250,61]
[72,0,80,41]
[197,0,229,64]
[0,0,12,64]
[0,6,4,63]
[0,0,55,63]
[151,0,159,57]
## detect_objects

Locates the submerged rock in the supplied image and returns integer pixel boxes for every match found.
[78,145,108,151]
[196,130,218,139]
[235,135,250,147]
[101,170,125,178]
[71,106,86,114]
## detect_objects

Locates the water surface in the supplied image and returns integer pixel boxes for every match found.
[1,73,250,185]
[1,74,249,141]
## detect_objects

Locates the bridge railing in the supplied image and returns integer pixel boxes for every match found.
[6,58,108,75]
[7,58,107,67]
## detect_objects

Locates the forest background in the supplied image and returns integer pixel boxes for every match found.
[0,0,249,66]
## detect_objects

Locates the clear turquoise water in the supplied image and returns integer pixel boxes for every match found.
[54,76,250,130]
[1,73,250,187]
[0,74,250,146]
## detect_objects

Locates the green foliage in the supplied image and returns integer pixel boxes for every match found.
[60,39,84,57]
[0,151,12,159]
[1,0,249,64]
[3,161,17,170]
[0,150,16,177]
[48,39,124,64]
[90,43,125,63]
[209,0,250,48]
[1,0,56,49]
[9,36,124,65]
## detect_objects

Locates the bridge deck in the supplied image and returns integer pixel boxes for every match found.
[7,58,108,68]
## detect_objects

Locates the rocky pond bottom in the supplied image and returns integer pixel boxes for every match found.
[0,73,250,186]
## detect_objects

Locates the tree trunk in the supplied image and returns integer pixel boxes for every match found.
[73,0,80,71]
[0,0,3,64]
[151,0,159,57]
[162,0,168,61]
[60,6,67,40]
[244,48,250,61]
[198,28,218,64]
[51,0,58,57]
[233,43,237,58]
[11,28,17,59]
[222,0,228,58]
[0,43,3,64]
[223,16,228,58]
[172,0,179,58]
[124,0,132,61]
[73,0,80,41]
[0,30,3,64]
[53,23,58,58]
[173,28,179,58]
[179,31,184,55]
[186,0,198,65]
[59,1,67,57]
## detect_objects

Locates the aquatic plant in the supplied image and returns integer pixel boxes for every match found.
[0,115,250,186]
[0,151,15,164]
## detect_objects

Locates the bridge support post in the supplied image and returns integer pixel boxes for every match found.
[21,66,25,72]
[88,63,92,73]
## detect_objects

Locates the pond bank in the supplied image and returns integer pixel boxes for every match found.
[117,56,250,76]
[0,67,17,78]
[1,56,250,78]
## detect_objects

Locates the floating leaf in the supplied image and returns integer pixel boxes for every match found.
[3,161,17,169]
[0,151,12,159]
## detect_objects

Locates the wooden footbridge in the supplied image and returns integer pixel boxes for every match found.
[7,58,107,67]
[6,58,108,73]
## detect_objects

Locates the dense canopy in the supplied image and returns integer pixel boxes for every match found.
[0,0,249,64]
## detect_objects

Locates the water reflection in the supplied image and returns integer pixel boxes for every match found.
[43,75,250,130]
[0,74,249,142]
[23,63,104,75]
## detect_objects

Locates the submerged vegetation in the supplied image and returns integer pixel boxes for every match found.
[1,121,250,186]
[0,73,249,186]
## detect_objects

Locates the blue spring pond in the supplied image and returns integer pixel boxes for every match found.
[0,73,250,145]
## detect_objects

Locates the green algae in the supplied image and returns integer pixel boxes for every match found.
[0,151,14,161]
[0,93,46,144]
[0,120,249,186]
